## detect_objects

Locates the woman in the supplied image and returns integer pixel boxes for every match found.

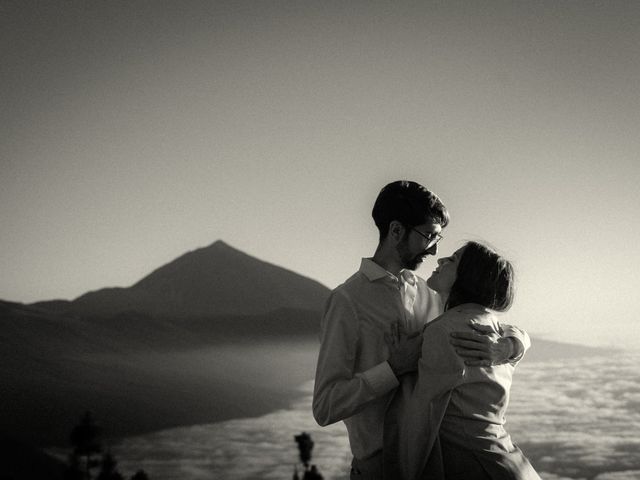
[383,241,540,480]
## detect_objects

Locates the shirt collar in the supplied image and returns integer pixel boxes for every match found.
[359,258,417,285]
[359,258,396,282]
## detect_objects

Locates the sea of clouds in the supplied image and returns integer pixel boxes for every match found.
[104,352,640,480]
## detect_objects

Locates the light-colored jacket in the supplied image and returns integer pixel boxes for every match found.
[384,304,540,480]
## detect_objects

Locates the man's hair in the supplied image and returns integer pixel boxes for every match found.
[371,180,450,241]
[446,241,515,312]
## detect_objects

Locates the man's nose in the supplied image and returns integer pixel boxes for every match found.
[426,243,438,256]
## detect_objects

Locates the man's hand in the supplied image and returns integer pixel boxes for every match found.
[449,320,521,367]
[386,324,422,377]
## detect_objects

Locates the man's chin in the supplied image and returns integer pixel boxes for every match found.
[404,259,423,271]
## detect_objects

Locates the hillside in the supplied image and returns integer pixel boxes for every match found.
[1,240,330,450]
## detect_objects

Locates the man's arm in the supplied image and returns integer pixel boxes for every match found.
[449,321,531,367]
[312,290,400,426]
[501,323,530,361]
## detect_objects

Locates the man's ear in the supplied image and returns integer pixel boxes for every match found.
[389,220,405,243]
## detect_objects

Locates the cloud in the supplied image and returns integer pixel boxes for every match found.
[593,473,640,480]
[111,394,352,480]
[52,353,640,479]
[506,353,640,478]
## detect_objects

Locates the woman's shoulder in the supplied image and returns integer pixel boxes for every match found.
[429,304,497,332]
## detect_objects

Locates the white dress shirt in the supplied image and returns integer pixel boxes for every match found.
[312,258,443,460]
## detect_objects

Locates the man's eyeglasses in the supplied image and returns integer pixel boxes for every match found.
[411,228,444,247]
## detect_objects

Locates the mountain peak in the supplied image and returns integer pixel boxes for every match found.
[201,240,248,257]
[208,239,232,249]
[71,240,330,317]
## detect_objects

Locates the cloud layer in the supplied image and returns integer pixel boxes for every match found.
[71,352,640,479]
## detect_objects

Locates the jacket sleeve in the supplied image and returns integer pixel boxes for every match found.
[312,290,399,426]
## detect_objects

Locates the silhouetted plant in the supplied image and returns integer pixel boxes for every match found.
[305,465,323,480]
[294,432,313,467]
[65,412,149,480]
[69,412,102,480]
[293,432,323,480]
[96,451,124,480]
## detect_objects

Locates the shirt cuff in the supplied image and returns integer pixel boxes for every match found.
[361,361,400,395]
[502,325,531,361]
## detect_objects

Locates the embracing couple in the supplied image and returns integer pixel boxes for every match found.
[312,181,541,480]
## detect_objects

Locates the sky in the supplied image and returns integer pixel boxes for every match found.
[2,0,639,349]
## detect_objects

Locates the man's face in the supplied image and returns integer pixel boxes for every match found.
[396,222,443,271]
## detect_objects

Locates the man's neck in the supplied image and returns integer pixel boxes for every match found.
[372,244,403,278]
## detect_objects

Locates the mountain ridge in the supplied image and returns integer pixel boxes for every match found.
[30,240,330,319]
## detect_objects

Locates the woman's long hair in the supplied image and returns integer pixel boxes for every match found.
[445,241,515,312]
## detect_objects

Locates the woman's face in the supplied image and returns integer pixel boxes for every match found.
[426,246,465,294]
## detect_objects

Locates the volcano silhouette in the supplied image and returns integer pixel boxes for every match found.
[36,240,330,318]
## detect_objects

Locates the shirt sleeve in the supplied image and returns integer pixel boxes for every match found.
[312,290,399,427]
[400,323,465,480]
[501,323,531,362]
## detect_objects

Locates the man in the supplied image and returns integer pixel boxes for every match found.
[312,180,529,480]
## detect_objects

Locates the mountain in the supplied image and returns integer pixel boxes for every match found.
[4,241,331,353]
[0,241,333,448]
[520,337,613,363]
[34,240,330,318]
